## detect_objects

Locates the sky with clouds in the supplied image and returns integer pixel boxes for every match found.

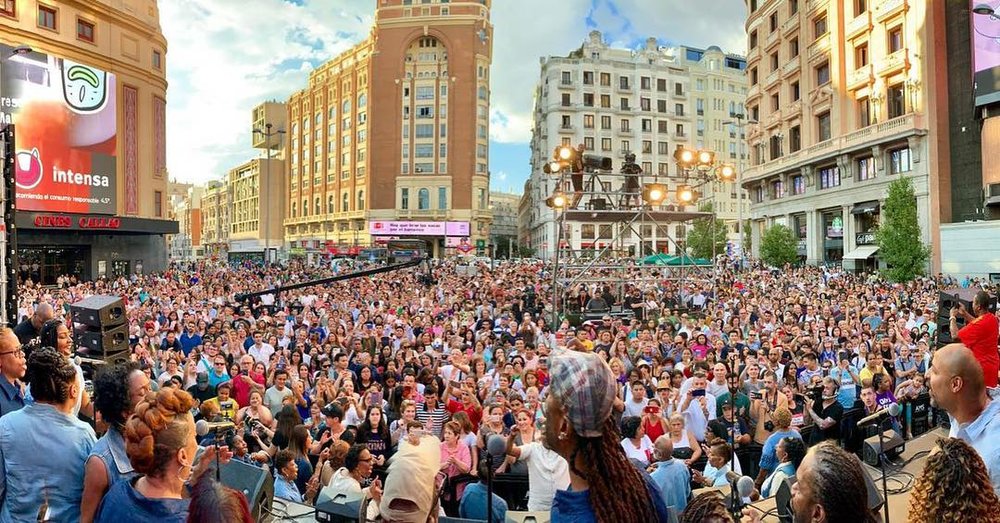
[160,0,747,194]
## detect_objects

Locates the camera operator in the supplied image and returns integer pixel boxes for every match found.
[804,376,843,445]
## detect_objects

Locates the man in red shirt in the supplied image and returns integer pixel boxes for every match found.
[951,291,999,388]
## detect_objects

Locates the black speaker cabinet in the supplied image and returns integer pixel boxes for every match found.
[862,430,905,467]
[220,459,273,522]
[70,295,125,328]
[76,323,128,357]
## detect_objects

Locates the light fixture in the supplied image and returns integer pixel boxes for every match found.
[10,45,32,56]
[698,150,714,165]
[677,185,696,204]
[642,183,668,204]
[557,146,574,161]
[543,161,562,174]
[674,146,696,166]
[973,3,995,16]
[717,164,736,181]
[546,192,568,209]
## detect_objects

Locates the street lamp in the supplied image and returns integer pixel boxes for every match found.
[252,123,286,265]
[722,114,758,264]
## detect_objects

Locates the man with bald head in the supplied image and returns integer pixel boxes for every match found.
[928,343,1000,495]
[13,302,54,346]
[647,435,690,512]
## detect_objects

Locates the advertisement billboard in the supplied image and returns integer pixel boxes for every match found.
[974,2,1000,107]
[369,220,470,236]
[0,44,117,214]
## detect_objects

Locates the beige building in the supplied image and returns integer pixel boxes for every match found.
[200,180,230,259]
[228,158,285,263]
[1,0,174,280]
[741,0,953,271]
[285,0,493,257]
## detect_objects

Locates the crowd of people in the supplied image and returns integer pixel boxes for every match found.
[0,255,995,522]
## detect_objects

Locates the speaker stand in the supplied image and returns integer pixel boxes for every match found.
[876,418,891,523]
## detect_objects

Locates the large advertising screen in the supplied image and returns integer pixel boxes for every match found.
[369,220,470,236]
[0,44,117,214]
[974,2,1000,107]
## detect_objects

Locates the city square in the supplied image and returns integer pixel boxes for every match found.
[0,1,998,522]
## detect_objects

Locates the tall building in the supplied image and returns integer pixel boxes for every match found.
[169,186,202,261]
[227,158,285,264]
[741,0,954,271]
[200,180,230,259]
[489,191,519,256]
[285,0,493,258]
[1,0,175,281]
[524,31,747,258]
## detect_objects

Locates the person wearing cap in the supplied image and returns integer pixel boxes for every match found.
[542,349,669,522]
[186,371,216,406]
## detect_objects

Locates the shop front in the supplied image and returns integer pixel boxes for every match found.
[843,201,881,273]
[822,210,844,266]
[16,212,177,284]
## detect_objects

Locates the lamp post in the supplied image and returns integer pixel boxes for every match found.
[722,114,757,266]
[253,123,285,265]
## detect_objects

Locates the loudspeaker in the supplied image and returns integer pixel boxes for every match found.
[862,430,905,467]
[862,463,886,512]
[75,323,129,359]
[219,459,273,522]
[773,477,795,523]
[70,295,125,328]
[589,198,607,210]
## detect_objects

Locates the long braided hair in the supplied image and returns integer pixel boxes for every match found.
[567,416,656,522]
[679,491,734,523]
[806,442,880,523]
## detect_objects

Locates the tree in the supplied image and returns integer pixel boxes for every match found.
[877,177,930,282]
[760,224,799,267]
[685,202,729,259]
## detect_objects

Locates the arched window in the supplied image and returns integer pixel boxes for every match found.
[302,199,308,216]
[328,195,335,214]
[418,188,430,210]
[342,99,351,113]
[291,203,297,218]
[358,93,367,108]
[357,190,365,210]
[314,198,321,215]
[342,193,349,212]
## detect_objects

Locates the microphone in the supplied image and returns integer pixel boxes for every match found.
[736,476,755,499]
[486,434,507,457]
[195,419,236,437]
[856,403,902,427]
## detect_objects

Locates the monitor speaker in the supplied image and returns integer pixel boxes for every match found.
[862,430,905,467]
[219,459,273,522]
[75,323,129,359]
[70,295,126,328]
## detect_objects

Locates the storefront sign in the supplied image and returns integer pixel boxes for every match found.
[856,232,876,245]
[21,212,175,234]
[3,44,118,214]
[32,215,121,229]
[369,220,470,236]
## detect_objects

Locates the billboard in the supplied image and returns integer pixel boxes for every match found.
[974,2,1000,107]
[0,44,117,214]
[369,220,470,236]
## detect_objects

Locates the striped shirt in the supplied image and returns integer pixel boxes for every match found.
[416,402,450,439]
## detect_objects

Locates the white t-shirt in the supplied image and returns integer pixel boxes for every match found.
[518,442,570,512]
[620,435,654,466]
[623,397,649,418]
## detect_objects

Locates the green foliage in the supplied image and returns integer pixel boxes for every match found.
[685,203,729,259]
[876,177,930,282]
[760,224,799,267]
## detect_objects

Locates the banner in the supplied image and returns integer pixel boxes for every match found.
[1,44,117,214]
[369,220,469,236]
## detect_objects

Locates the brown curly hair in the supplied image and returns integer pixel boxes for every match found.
[907,438,1000,523]
[124,387,196,477]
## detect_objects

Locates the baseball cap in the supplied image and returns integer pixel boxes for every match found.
[548,349,616,438]
[196,372,209,384]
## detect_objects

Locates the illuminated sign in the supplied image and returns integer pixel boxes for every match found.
[369,220,470,236]
[32,214,121,229]
[1,44,117,214]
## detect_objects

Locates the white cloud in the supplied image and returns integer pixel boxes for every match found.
[161,0,747,184]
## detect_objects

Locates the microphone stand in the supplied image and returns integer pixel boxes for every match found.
[875,416,891,523]
[485,453,494,523]
[728,391,740,520]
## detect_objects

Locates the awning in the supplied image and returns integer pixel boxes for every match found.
[851,201,880,215]
[986,195,1000,207]
[843,245,879,260]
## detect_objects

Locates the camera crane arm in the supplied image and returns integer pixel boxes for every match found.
[233,256,429,303]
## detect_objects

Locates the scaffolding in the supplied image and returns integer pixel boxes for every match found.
[546,152,721,324]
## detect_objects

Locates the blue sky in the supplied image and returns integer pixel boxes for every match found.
[160,0,746,195]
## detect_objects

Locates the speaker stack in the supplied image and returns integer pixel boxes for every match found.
[71,295,128,363]
[936,288,999,347]
[219,459,273,521]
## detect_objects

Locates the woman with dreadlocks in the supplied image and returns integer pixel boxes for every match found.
[542,349,669,522]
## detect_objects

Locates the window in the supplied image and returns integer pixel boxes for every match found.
[696,98,704,115]
[600,94,611,108]
[792,174,805,195]
[791,81,800,101]
[416,124,434,138]
[858,96,871,127]
[855,42,869,68]
[814,15,827,39]
[38,5,56,30]
[770,12,779,32]
[789,125,801,152]
[561,115,571,128]
[790,0,798,15]
[816,62,830,85]
[641,98,651,111]
[415,144,434,158]
[620,98,629,110]
[888,26,903,53]
[675,103,684,116]
[657,79,667,92]
[887,84,905,118]
[855,0,867,15]
[754,185,765,203]
[642,119,653,132]
[599,225,612,239]
[418,188,430,210]
[583,93,594,106]
[889,148,912,174]
[620,119,630,132]
[675,83,684,96]
[642,140,652,154]
[771,179,785,199]
[438,187,447,210]
[771,52,779,72]
[584,137,594,150]
[581,224,595,239]
[750,29,758,49]
[561,71,571,85]
[583,114,594,129]
[750,67,758,86]
[561,93,571,107]
[401,188,410,209]
[660,120,670,133]
[789,38,799,58]
[819,165,841,189]
[770,134,782,160]
[771,92,780,111]
[152,50,162,70]
[77,18,95,42]
[600,73,611,86]
[641,77,651,90]
[0,0,14,17]
[342,193,349,212]
[658,99,667,113]
[857,156,876,181]
[601,116,611,129]
[817,111,831,141]
[154,191,163,217]
[619,76,630,89]
[583,71,594,84]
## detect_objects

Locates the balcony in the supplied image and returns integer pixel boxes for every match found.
[845,12,872,39]
[741,113,925,185]
[807,0,829,15]
[781,14,800,36]
[782,58,800,78]
[808,34,831,62]
[765,69,780,88]
[617,127,634,136]
[558,80,574,90]
[878,49,908,75]
[747,83,761,101]
[875,0,907,22]
[397,209,449,220]
[847,64,872,90]
[784,101,802,121]
[765,28,780,50]
[558,124,576,133]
